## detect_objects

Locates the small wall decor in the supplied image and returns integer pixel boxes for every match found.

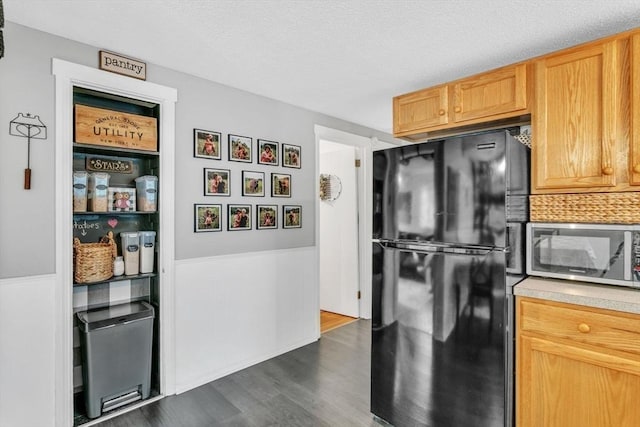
[257,205,278,230]
[271,173,291,197]
[258,139,279,166]
[9,112,48,189]
[283,205,302,228]
[228,204,252,231]
[228,134,252,163]
[282,143,301,168]
[204,168,230,196]
[194,204,222,232]
[242,170,265,197]
[319,173,342,201]
[194,129,222,160]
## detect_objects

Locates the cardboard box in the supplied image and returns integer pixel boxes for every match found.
[108,187,136,212]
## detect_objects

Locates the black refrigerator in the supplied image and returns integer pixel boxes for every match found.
[371,129,529,427]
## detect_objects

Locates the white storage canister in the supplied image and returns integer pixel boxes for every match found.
[138,231,156,274]
[135,175,158,212]
[120,232,140,275]
[73,171,89,212]
[88,172,110,212]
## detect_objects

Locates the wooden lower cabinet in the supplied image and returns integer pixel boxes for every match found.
[516,297,640,427]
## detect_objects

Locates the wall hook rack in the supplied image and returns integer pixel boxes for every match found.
[9,112,48,189]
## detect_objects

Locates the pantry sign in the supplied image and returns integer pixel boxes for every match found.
[74,104,158,152]
[99,51,146,80]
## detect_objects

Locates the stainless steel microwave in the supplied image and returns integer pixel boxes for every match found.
[527,223,640,288]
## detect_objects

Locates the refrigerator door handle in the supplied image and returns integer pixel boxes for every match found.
[374,239,444,253]
[374,239,497,256]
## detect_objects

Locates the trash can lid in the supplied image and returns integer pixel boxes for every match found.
[77,301,154,331]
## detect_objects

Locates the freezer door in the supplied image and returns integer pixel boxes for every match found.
[373,131,515,248]
[371,242,507,427]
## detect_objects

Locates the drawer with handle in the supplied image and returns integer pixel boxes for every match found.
[518,297,640,355]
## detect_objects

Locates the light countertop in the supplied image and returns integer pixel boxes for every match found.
[514,277,640,314]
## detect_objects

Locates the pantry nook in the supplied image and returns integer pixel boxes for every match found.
[52,59,177,426]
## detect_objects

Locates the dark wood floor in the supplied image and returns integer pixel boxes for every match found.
[95,320,378,427]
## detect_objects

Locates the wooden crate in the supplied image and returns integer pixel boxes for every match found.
[75,104,158,152]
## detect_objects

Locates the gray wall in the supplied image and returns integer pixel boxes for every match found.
[0,22,396,278]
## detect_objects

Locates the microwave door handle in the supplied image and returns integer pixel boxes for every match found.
[625,231,632,281]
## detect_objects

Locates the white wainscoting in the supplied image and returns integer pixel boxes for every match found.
[174,246,320,393]
[0,274,56,427]
[0,247,319,425]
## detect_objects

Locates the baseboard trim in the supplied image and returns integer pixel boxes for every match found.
[174,335,318,394]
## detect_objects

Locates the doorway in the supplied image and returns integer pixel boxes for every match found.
[319,140,360,322]
[314,126,376,336]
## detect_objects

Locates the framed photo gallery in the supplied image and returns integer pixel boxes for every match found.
[192,128,302,232]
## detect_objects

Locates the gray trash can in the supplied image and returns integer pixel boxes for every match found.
[77,301,155,419]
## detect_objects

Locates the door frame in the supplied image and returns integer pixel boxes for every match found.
[314,125,374,321]
[52,59,177,426]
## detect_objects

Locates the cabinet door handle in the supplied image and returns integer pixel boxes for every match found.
[633,164,640,174]
[578,323,591,333]
[454,106,462,113]
[602,166,614,176]
[438,109,446,116]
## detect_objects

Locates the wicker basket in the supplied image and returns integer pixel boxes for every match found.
[530,192,640,224]
[73,231,117,283]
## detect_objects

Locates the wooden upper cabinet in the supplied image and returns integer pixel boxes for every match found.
[631,33,640,186]
[532,39,625,193]
[393,85,449,135]
[393,63,530,139]
[452,63,528,123]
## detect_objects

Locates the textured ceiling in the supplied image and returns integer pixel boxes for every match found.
[4,0,640,134]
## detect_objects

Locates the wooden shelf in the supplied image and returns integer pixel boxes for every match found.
[73,142,159,158]
[73,272,157,287]
[73,211,158,216]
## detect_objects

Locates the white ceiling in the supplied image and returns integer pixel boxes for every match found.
[4,0,640,134]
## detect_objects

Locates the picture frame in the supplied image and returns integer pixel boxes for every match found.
[257,139,279,166]
[228,134,252,163]
[282,143,301,169]
[193,129,222,160]
[228,204,252,231]
[283,205,302,228]
[271,173,291,197]
[204,168,230,196]
[242,170,265,197]
[194,204,222,232]
[257,205,278,230]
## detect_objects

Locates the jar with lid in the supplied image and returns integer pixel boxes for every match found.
[113,256,125,276]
